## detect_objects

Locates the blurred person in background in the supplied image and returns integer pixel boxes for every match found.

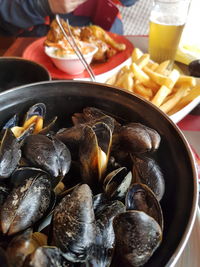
[0,0,139,36]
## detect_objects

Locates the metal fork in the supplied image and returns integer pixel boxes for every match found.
[55,14,96,82]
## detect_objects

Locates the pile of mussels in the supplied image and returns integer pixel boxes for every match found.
[0,103,165,267]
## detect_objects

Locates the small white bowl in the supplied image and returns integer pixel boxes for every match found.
[44,43,98,75]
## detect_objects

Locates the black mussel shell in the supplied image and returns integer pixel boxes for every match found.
[112,211,162,267]
[0,129,21,179]
[0,173,52,235]
[103,167,132,200]
[117,123,161,154]
[125,183,164,229]
[132,156,165,201]
[52,184,96,263]
[90,200,125,267]
[22,134,71,180]
[24,103,46,122]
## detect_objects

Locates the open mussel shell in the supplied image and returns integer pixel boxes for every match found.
[24,103,46,122]
[125,183,164,230]
[2,114,19,129]
[103,167,132,200]
[79,122,112,190]
[116,122,161,154]
[112,210,162,267]
[0,129,21,179]
[52,184,96,263]
[0,173,52,235]
[132,156,165,201]
[89,200,125,267]
[82,107,121,130]
[22,134,71,184]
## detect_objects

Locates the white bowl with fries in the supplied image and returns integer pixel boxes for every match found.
[106,47,200,123]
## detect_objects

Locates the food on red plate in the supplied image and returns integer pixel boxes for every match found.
[44,19,126,63]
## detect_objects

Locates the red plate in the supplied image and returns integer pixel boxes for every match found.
[22,34,134,79]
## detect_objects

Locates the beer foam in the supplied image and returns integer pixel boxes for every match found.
[150,16,185,26]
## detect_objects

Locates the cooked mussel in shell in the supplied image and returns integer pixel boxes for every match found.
[132,156,165,201]
[126,183,163,229]
[22,134,71,183]
[89,200,125,267]
[103,167,132,200]
[0,129,21,179]
[0,104,166,267]
[79,122,112,189]
[52,184,96,263]
[0,173,52,235]
[112,211,162,267]
[114,123,161,154]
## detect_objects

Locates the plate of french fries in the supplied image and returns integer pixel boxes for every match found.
[106,47,200,123]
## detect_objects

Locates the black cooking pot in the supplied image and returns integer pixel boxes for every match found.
[0,80,198,267]
[0,57,51,92]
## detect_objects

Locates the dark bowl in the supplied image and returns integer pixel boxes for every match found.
[0,80,198,266]
[0,57,51,92]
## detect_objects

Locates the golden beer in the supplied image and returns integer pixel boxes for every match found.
[149,18,185,64]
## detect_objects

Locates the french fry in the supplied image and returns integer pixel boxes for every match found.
[105,47,199,117]
[131,48,143,62]
[134,82,153,98]
[130,63,159,90]
[151,85,172,107]
[159,86,189,113]
[135,54,150,68]
[144,67,180,88]
[168,85,200,114]
[120,72,134,92]
[147,62,159,71]
[151,69,180,106]
[155,60,170,74]
[175,75,196,87]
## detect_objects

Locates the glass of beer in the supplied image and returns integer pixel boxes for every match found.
[148,0,190,68]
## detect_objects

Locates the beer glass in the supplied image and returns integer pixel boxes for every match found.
[148,0,190,67]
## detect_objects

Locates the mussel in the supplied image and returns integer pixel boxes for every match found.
[90,200,125,267]
[22,134,71,184]
[132,156,165,201]
[0,129,21,179]
[0,172,52,235]
[79,122,112,190]
[52,184,96,263]
[0,104,166,267]
[112,211,162,267]
[114,123,161,154]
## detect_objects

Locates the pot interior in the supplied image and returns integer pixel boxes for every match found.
[0,80,197,266]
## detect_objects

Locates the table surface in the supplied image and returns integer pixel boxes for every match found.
[2,36,200,267]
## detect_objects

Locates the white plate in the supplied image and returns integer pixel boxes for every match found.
[97,35,200,124]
